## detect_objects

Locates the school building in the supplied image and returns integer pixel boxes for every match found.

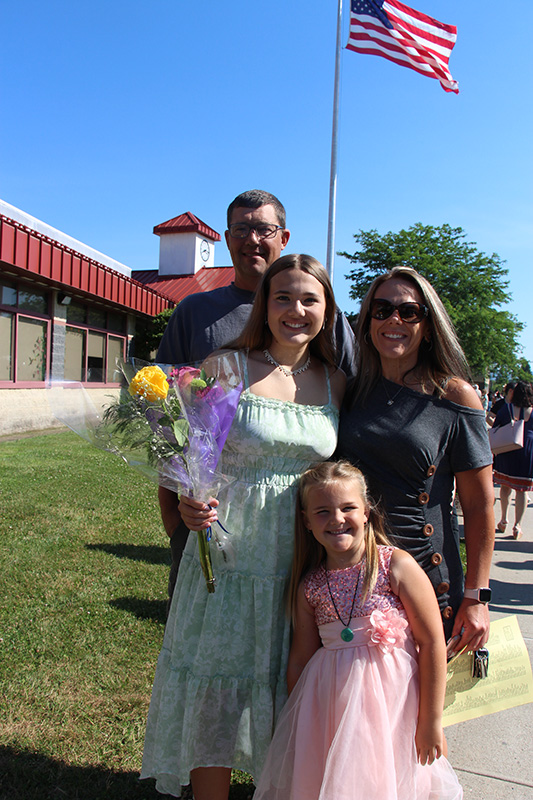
[0,199,232,436]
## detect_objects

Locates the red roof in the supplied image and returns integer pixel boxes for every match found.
[153,212,221,242]
[0,213,174,317]
[132,266,234,304]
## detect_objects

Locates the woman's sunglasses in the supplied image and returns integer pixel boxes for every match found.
[369,299,429,324]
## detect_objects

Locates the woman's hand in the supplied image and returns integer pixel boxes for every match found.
[178,495,219,531]
[448,599,490,655]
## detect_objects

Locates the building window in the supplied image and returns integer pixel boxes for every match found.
[1,282,17,307]
[64,327,85,382]
[87,331,105,382]
[88,308,106,329]
[18,288,48,315]
[17,317,47,381]
[67,301,87,325]
[107,336,124,382]
[67,301,126,334]
[64,326,125,384]
[0,279,49,385]
[0,312,13,380]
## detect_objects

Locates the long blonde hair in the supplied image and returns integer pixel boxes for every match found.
[289,460,391,622]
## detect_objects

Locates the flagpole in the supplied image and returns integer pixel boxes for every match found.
[326,0,343,281]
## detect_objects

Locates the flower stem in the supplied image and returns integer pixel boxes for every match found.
[197,530,216,593]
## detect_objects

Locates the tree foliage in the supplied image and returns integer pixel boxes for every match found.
[339,223,524,377]
[132,306,176,361]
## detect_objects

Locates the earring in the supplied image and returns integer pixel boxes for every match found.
[363,330,371,345]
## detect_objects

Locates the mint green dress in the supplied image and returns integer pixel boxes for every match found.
[141,362,339,796]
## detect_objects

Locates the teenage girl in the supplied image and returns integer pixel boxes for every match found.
[254,460,463,800]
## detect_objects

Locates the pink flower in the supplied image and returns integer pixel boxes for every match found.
[176,366,202,389]
[368,608,408,654]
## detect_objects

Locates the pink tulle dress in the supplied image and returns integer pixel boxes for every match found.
[254,546,463,800]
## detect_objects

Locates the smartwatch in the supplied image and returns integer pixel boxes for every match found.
[463,587,492,604]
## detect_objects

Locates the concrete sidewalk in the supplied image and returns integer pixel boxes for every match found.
[446,493,533,799]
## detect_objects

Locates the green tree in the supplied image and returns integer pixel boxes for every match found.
[515,358,533,384]
[339,223,524,377]
[133,306,175,361]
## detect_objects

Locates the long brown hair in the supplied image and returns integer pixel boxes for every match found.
[288,460,391,623]
[228,254,337,368]
[353,266,470,405]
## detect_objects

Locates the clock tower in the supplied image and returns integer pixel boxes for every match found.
[153,212,221,276]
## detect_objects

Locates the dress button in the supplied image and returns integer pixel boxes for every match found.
[423,524,434,537]
[418,492,430,505]
[442,606,454,620]
[427,465,436,477]
[436,582,450,594]
[431,552,443,565]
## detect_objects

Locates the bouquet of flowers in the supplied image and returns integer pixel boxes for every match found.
[49,350,243,593]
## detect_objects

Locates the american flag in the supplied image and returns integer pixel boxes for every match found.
[347,0,458,93]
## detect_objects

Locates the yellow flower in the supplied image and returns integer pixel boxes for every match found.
[128,365,169,402]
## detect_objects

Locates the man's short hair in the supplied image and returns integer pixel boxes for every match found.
[227,190,286,229]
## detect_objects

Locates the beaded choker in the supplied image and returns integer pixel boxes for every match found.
[263,349,311,377]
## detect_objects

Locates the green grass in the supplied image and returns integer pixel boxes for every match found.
[0,431,254,800]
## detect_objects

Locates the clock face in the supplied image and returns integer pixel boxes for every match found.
[200,239,210,262]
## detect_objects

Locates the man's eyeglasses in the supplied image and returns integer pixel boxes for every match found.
[369,299,429,323]
[227,223,284,240]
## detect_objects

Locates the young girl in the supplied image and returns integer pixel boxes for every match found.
[254,460,463,800]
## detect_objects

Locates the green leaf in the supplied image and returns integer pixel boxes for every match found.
[173,418,189,447]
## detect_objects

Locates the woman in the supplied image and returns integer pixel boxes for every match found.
[337,266,494,652]
[487,381,516,427]
[493,380,533,540]
[141,254,345,799]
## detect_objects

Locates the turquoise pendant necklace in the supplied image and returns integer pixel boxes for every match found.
[324,562,362,642]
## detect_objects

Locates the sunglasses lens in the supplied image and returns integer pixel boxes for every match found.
[399,304,423,322]
[370,300,393,320]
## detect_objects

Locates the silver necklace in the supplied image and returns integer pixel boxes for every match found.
[263,349,311,377]
[324,562,363,642]
[382,378,404,406]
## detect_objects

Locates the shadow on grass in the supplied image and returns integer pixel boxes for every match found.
[110,596,167,625]
[86,543,171,566]
[0,747,256,800]
[0,745,168,800]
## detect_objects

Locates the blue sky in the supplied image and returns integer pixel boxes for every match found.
[2,0,532,367]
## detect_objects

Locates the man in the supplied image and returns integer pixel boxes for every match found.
[157,189,355,602]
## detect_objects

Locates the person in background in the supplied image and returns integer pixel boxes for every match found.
[156,190,356,603]
[337,266,494,653]
[487,381,516,427]
[493,380,533,540]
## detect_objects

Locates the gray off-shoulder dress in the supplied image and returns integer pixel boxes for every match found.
[337,379,492,634]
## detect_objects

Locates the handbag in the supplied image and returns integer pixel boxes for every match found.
[489,404,524,455]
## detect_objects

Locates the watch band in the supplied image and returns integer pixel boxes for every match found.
[463,587,492,604]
